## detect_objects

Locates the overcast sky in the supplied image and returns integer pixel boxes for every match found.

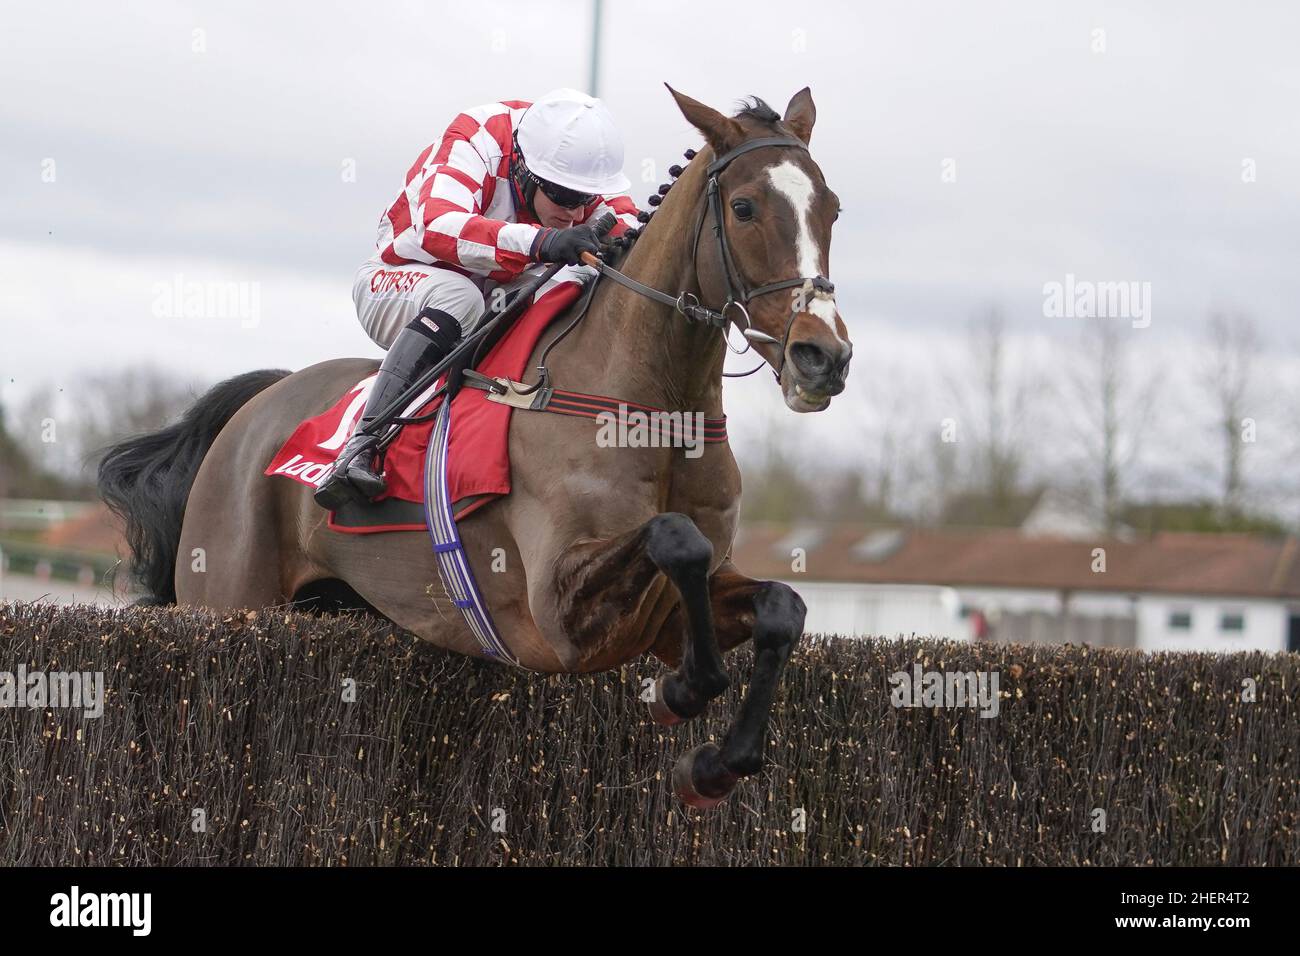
[2,1,1298,479]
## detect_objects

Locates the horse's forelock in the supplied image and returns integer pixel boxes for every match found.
[731,96,781,127]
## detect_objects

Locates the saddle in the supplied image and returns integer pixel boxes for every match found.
[266,271,597,531]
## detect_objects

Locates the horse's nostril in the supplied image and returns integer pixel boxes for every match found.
[789,342,832,379]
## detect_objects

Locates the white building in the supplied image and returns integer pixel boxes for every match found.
[733,524,1300,654]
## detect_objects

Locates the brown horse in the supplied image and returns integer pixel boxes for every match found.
[98,85,852,808]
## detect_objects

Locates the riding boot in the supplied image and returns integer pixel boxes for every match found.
[313,308,462,510]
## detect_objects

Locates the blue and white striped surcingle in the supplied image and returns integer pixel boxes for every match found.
[423,399,519,666]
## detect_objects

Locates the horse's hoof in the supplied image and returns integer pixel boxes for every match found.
[647,675,685,727]
[672,743,738,810]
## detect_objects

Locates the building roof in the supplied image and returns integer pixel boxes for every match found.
[731,523,1300,600]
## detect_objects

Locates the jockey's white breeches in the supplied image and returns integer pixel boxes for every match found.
[352,254,593,350]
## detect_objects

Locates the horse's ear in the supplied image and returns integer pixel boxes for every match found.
[783,87,816,145]
[665,84,743,154]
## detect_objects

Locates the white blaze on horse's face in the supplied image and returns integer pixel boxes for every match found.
[766,160,839,330]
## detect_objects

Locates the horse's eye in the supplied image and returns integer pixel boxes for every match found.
[834,206,842,222]
[731,199,754,221]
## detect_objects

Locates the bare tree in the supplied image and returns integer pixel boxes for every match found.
[856,365,928,520]
[1204,312,1260,523]
[12,366,204,491]
[945,308,1039,509]
[737,415,821,523]
[919,428,961,526]
[1057,318,1162,534]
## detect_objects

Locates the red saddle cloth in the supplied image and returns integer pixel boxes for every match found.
[265,281,584,532]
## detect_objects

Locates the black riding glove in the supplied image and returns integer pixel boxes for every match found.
[530,223,604,266]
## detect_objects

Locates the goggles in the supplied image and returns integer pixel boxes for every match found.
[524,167,597,210]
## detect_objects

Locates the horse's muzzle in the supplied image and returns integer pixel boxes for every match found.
[787,339,851,400]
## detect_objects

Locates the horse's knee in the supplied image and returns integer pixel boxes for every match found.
[753,581,806,654]
[644,512,713,580]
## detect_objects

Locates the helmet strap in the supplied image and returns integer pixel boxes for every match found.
[509,138,542,223]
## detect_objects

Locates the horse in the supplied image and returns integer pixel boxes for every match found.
[98,85,853,808]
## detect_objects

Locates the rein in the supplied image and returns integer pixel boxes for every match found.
[583,134,837,382]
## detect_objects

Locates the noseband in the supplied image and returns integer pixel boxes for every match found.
[580,134,837,382]
[692,135,836,379]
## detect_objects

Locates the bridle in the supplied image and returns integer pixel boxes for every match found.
[693,135,836,379]
[584,134,837,382]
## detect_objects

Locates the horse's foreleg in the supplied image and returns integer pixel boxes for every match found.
[640,513,731,724]
[655,562,808,809]
[551,528,803,808]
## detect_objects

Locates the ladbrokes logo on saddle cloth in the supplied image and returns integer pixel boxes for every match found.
[265,279,586,532]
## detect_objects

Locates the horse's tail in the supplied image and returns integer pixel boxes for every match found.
[97,368,291,605]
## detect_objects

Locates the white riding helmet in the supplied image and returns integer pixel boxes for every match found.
[515,88,631,195]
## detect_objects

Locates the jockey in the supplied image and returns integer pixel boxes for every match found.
[315,88,639,510]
